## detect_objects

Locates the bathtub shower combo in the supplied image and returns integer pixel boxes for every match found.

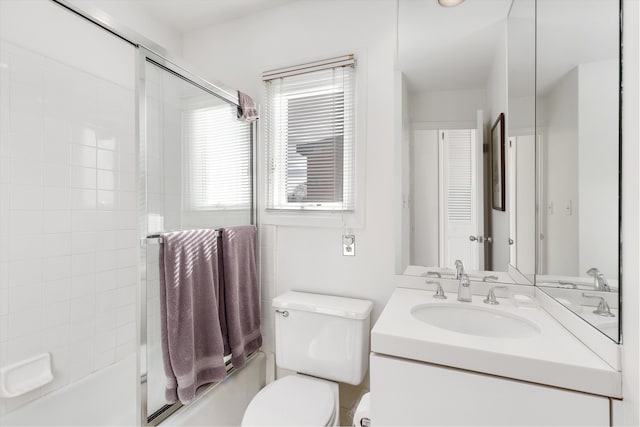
[0,1,259,425]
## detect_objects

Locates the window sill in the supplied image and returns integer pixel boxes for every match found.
[260,208,362,228]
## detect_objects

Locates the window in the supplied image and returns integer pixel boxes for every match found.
[263,55,355,211]
[184,101,252,210]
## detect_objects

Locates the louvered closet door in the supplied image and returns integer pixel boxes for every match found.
[440,129,480,270]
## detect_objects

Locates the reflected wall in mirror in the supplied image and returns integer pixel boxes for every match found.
[398,0,527,284]
[535,0,620,342]
[507,0,536,281]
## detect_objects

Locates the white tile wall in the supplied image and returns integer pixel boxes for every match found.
[0,40,137,415]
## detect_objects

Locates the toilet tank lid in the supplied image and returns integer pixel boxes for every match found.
[273,291,373,320]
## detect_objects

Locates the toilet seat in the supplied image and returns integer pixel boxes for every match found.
[242,375,336,426]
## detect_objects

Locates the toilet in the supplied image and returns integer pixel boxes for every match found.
[242,291,373,426]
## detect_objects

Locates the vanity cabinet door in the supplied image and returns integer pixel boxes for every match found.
[370,354,610,426]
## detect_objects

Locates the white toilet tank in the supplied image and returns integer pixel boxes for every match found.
[272,291,373,385]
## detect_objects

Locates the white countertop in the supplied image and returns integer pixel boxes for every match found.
[371,287,621,398]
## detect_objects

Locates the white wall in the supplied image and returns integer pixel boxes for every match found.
[540,68,580,275]
[182,0,397,421]
[621,1,639,425]
[577,60,618,278]
[485,24,509,271]
[0,0,137,417]
[410,89,485,124]
[509,95,535,132]
[398,75,411,273]
[410,129,439,266]
[66,0,183,56]
[540,59,618,279]
[514,135,535,274]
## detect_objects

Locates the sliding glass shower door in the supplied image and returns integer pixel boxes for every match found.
[139,53,254,424]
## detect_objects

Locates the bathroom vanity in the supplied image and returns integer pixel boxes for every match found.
[370,287,620,426]
[389,0,623,423]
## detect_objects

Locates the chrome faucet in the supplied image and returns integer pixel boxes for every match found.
[483,286,508,305]
[457,274,472,302]
[586,268,611,292]
[595,274,611,292]
[582,293,615,317]
[454,259,465,280]
[427,280,447,300]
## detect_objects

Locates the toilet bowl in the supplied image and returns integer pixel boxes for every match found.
[241,374,339,426]
[241,291,373,427]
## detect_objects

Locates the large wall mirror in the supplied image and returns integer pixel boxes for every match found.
[396,0,621,343]
[535,0,621,342]
[398,0,519,284]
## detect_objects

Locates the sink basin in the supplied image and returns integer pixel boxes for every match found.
[411,304,541,338]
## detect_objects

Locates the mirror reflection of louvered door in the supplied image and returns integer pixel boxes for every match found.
[439,129,481,270]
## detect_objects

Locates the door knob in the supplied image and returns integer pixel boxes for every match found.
[484,236,493,243]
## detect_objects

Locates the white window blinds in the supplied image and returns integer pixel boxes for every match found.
[263,55,355,211]
[184,102,252,210]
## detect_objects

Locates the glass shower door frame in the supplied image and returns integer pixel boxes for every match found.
[136,46,257,426]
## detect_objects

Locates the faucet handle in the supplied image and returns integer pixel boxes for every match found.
[582,293,615,317]
[426,280,447,300]
[483,286,508,305]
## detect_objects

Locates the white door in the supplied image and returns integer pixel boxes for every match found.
[439,124,483,270]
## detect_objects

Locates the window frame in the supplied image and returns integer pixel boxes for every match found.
[264,56,356,213]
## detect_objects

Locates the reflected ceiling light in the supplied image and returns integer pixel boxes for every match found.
[438,0,465,7]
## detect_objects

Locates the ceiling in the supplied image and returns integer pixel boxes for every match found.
[398,0,512,93]
[132,0,297,34]
[126,0,616,97]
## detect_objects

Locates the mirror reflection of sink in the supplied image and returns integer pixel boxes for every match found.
[411,304,541,339]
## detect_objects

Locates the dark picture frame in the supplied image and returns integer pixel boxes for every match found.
[491,113,506,211]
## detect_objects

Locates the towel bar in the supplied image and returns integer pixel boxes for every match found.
[144,229,223,245]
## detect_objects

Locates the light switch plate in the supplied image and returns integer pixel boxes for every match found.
[343,234,355,256]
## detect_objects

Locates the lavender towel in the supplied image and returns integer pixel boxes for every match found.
[220,225,262,368]
[159,229,227,404]
[237,91,259,122]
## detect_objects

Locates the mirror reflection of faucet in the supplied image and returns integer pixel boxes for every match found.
[586,268,611,292]
[582,293,615,317]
